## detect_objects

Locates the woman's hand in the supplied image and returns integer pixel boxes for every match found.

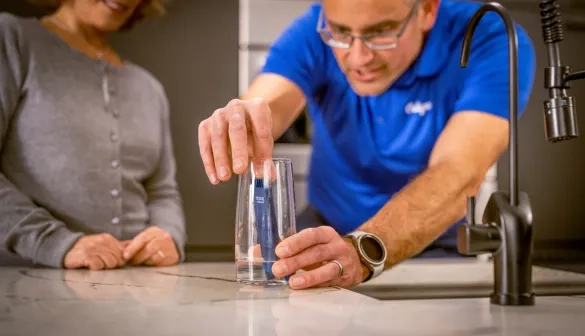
[122,226,179,266]
[63,233,125,270]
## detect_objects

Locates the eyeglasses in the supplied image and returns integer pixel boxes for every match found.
[316,0,421,50]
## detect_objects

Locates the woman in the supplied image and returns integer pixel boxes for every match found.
[0,0,187,270]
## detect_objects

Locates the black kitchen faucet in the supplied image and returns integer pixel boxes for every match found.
[456,0,584,307]
[457,1,535,307]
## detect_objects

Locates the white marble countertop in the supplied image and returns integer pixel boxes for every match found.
[354,258,585,299]
[1,261,584,336]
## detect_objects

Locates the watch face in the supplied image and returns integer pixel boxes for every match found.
[361,236,384,262]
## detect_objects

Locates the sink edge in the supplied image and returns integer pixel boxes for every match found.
[351,283,585,301]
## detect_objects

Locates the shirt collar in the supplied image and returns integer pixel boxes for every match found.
[392,3,450,88]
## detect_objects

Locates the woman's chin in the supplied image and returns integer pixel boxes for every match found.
[91,19,126,33]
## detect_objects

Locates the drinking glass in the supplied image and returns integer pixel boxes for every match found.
[234,158,297,286]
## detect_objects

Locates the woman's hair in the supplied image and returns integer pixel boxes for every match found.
[26,0,167,31]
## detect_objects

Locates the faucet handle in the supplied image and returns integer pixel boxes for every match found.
[466,196,476,225]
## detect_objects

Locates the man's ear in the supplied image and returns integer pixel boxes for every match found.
[419,0,441,32]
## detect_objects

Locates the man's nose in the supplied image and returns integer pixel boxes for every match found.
[347,39,375,67]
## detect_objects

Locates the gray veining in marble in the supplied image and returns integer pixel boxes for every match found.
[1,262,584,336]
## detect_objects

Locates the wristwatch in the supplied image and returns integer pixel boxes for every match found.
[345,230,387,282]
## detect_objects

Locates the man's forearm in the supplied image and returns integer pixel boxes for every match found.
[359,161,483,268]
[240,74,307,140]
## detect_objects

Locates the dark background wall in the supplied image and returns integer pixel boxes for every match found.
[1,0,584,261]
[494,1,585,255]
[108,1,241,260]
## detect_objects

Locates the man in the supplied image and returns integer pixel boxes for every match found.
[198,0,536,289]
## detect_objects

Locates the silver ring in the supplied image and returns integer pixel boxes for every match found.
[330,260,343,279]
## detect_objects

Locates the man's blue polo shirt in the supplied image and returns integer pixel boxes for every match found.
[260,0,536,240]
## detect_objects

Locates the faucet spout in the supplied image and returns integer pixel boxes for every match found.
[460,2,519,207]
[456,2,535,306]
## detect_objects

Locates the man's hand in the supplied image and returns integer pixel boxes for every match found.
[123,226,179,266]
[270,227,369,289]
[63,233,125,270]
[198,98,274,184]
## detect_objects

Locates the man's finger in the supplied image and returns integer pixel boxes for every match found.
[272,243,335,277]
[247,244,263,260]
[198,119,218,184]
[244,98,273,173]
[275,227,338,258]
[227,102,249,174]
[302,263,323,272]
[251,157,278,183]
[210,109,231,181]
[288,261,342,290]
[123,232,153,260]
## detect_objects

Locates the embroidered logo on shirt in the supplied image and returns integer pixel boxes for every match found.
[405,101,433,116]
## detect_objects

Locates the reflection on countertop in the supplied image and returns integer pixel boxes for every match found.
[1,262,584,336]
